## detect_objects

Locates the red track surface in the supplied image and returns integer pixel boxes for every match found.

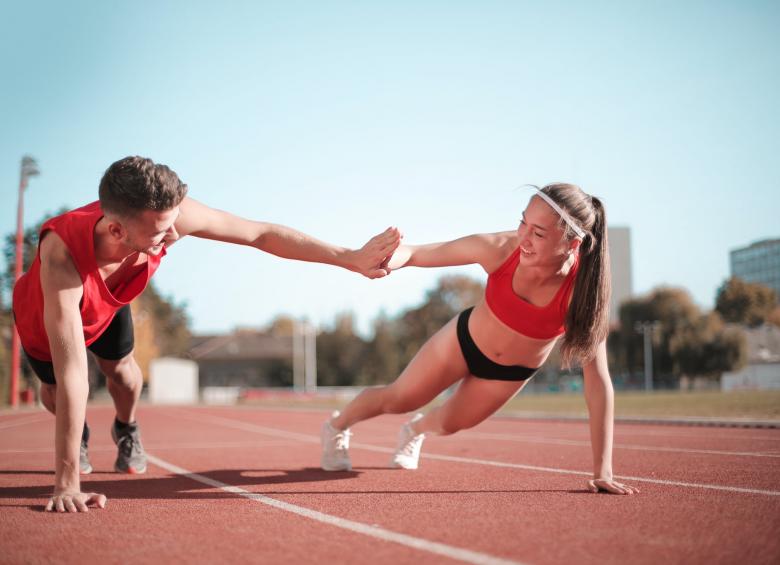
[1,405,779,564]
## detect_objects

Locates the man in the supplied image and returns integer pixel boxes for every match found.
[12,155,401,513]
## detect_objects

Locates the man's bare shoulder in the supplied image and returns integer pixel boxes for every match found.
[173,196,210,238]
[39,230,72,267]
[39,231,82,292]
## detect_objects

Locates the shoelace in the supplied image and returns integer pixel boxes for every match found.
[399,427,423,457]
[332,429,352,452]
[117,434,141,458]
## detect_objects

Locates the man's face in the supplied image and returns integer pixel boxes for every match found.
[120,207,180,256]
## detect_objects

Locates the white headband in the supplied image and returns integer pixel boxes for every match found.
[533,189,586,239]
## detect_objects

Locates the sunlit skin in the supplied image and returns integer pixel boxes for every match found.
[38,195,402,512]
[331,195,639,495]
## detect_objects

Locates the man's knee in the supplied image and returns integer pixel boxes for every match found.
[98,354,140,386]
[40,384,57,414]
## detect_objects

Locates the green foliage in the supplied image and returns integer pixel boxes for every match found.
[316,313,368,387]
[314,275,484,386]
[669,312,748,378]
[0,309,9,406]
[715,277,778,327]
[359,314,402,385]
[614,287,700,384]
[396,275,484,368]
[613,287,748,381]
[136,282,192,357]
[2,207,69,295]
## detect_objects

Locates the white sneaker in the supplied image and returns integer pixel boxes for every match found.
[321,411,352,471]
[391,413,425,469]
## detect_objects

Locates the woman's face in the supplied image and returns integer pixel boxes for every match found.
[516,196,576,267]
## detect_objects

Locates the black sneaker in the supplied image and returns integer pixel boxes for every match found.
[111,421,147,474]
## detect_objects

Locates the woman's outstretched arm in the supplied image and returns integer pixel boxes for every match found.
[386,231,517,273]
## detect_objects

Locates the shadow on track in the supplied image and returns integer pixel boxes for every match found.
[0,465,592,512]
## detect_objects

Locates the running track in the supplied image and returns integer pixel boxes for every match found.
[1,405,778,565]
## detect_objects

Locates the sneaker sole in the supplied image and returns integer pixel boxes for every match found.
[115,464,147,475]
[80,466,93,475]
[390,458,418,470]
[321,462,352,472]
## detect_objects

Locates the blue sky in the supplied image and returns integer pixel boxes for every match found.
[1,1,778,335]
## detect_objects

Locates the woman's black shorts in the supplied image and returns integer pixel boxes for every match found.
[22,305,135,385]
[456,307,539,381]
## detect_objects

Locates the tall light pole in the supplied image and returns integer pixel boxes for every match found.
[292,319,304,393]
[9,156,39,407]
[304,321,317,394]
[634,320,661,392]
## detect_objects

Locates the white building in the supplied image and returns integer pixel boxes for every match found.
[608,226,633,324]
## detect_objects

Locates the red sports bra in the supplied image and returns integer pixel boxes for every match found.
[485,246,579,339]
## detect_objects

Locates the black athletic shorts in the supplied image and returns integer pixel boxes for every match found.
[456,307,539,381]
[22,305,135,385]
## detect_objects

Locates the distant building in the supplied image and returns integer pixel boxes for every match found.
[607,226,633,324]
[189,329,293,388]
[730,238,780,297]
[721,324,780,391]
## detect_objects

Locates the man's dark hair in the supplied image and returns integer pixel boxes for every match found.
[99,156,188,217]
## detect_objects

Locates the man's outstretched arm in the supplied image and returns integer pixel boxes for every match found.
[173,197,401,279]
[40,232,107,512]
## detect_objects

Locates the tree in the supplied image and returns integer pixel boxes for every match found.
[769,306,780,328]
[615,287,748,385]
[360,312,402,385]
[615,287,700,386]
[134,282,191,357]
[0,308,9,406]
[266,315,296,337]
[669,312,747,379]
[396,275,484,367]
[316,312,366,387]
[313,275,483,387]
[2,207,69,297]
[715,277,778,327]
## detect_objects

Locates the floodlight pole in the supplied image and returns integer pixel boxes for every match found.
[9,156,39,407]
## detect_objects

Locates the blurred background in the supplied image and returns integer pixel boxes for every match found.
[2,1,778,414]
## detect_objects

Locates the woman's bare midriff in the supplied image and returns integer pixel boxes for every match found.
[467,297,559,368]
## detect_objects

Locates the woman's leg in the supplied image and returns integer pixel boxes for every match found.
[331,315,469,430]
[412,376,528,436]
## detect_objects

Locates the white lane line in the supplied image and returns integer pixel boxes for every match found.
[491,419,780,441]
[396,451,780,497]
[461,432,780,458]
[0,414,50,430]
[147,453,525,565]
[191,406,780,441]
[175,410,780,497]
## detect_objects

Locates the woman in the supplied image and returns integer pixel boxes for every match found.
[321,183,638,495]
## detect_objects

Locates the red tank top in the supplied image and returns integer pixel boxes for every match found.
[485,246,578,339]
[12,201,166,361]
